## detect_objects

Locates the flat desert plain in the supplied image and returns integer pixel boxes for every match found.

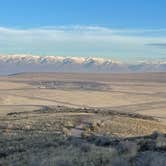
[0,72,166,122]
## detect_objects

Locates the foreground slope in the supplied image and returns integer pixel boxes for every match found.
[0,106,166,165]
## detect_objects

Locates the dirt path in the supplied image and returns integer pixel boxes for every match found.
[70,116,93,138]
[70,124,85,137]
[0,91,85,108]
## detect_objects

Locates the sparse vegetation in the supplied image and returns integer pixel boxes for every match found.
[0,106,166,166]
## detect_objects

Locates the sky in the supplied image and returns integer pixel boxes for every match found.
[0,0,166,62]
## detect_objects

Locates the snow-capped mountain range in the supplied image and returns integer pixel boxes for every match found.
[0,55,166,75]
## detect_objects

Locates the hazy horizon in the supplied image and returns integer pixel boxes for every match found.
[0,26,166,63]
[0,0,166,63]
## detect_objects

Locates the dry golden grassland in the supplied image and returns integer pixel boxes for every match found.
[1,72,166,123]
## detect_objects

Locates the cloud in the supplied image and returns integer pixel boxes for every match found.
[146,43,166,48]
[0,26,166,62]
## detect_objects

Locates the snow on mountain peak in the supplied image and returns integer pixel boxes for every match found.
[0,55,120,65]
[0,54,166,74]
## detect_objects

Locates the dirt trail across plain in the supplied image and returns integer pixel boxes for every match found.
[1,72,166,124]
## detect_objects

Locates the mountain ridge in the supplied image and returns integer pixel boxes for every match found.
[0,55,166,74]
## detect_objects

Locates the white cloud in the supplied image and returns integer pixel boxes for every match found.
[0,26,166,62]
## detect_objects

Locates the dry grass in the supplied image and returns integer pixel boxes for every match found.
[90,115,166,137]
[1,72,166,123]
[0,106,166,165]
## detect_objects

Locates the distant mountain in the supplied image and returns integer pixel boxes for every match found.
[0,55,166,75]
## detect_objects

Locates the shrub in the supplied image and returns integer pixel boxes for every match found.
[117,141,138,157]
[56,159,73,166]
[135,151,166,166]
[156,134,166,149]
[110,157,130,166]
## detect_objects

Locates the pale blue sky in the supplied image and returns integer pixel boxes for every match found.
[0,0,166,62]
